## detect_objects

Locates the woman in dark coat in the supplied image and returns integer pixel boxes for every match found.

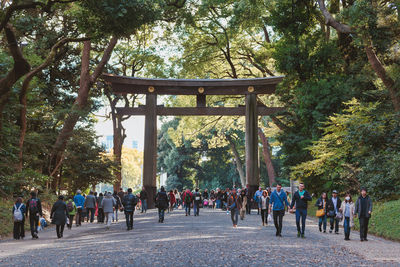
[155,186,169,223]
[50,195,68,238]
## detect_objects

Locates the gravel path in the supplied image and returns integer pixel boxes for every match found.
[0,208,399,266]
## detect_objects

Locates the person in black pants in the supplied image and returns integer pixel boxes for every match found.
[12,197,26,240]
[269,184,289,237]
[26,191,43,239]
[327,190,342,234]
[122,188,138,230]
[50,195,69,238]
[354,187,373,241]
[245,185,253,215]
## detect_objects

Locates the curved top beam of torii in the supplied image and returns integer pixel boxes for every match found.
[102,73,284,95]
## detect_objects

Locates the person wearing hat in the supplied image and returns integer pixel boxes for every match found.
[327,190,342,234]
[355,187,373,241]
[73,189,85,226]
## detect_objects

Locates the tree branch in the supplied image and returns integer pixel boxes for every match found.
[317,0,352,33]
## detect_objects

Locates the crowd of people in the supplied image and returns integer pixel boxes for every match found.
[12,187,144,239]
[155,183,373,242]
[11,184,373,242]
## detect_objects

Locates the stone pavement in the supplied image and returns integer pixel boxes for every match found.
[0,208,399,266]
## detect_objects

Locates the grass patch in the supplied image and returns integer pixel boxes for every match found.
[308,198,400,241]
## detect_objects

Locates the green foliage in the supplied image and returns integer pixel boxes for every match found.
[77,0,163,37]
[292,100,400,200]
[61,127,116,194]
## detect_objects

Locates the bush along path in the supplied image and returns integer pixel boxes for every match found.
[0,208,400,266]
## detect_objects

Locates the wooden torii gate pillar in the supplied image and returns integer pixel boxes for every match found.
[245,94,259,196]
[143,94,157,208]
[103,74,284,208]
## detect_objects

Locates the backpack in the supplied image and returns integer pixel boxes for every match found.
[185,193,191,203]
[67,201,74,212]
[13,204,23,222]
[29,198,38,213]
[194,192,201,201]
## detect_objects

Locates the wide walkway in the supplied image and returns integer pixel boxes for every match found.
[0,208,399,266]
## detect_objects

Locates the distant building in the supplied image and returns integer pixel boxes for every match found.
[102,135,139,152]
[104,135,113,152]
[132,140,138,149]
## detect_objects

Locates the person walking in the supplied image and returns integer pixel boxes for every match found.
[112,191,122,222]
[327,190,342,234]
[269,184,289,237]
[84,191,96,223]
[354,187,373,242]
[12,197,26,240]
[245,185,254,215]
[73,190,85,226]
[66,196,77,230]
[260,190,270,226]
[122,188,137,230]
[97,193,104,223]
[202,189,209,201]
[139,187,148,213]
[155,186,169,223]
[339,193,355,241]
[209,190,216,209]
[168,190,176,212]
[50,195,68,238]
[238,189,247,220]
[254,187,263,215]
[315,192,328,233]
[193,188,202,216]
[290,183,312,238]
[182,189,193,216]
[216,188,223,209]
[227,188,240,228]
[102,192,116,229]
[26,191,43,239]
[174,189,180,209]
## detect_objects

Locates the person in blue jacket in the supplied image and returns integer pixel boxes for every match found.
[73,190,85,226]
[290,183,312,238]
[12,197,26,240]
[269,183,289,237]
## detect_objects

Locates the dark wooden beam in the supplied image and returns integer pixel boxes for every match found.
[245,94,259,195]
[102,74,284,95]
[115,106,285,116]
[197,94,206,107]
[111,83,277,95]
[142,94,157,209]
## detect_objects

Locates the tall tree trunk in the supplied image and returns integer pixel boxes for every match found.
[17,37,87,171]
[225,134,246,187]
[365,45,400,112]
[112,114,126,191]
[258,128,277,187]
[0,24,30,135]
[49,37,118,186]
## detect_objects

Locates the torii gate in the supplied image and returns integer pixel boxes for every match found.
[103,74,284,208]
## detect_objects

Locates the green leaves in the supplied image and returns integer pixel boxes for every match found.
[77,0,163,38]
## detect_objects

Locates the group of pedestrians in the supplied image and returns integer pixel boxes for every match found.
[11,188,141,239]
[12,184,374,242]
[315,187,372,241]
[172,183,374,242]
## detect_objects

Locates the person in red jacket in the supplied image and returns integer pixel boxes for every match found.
[168,190,176,212]
[182,189,193,216]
